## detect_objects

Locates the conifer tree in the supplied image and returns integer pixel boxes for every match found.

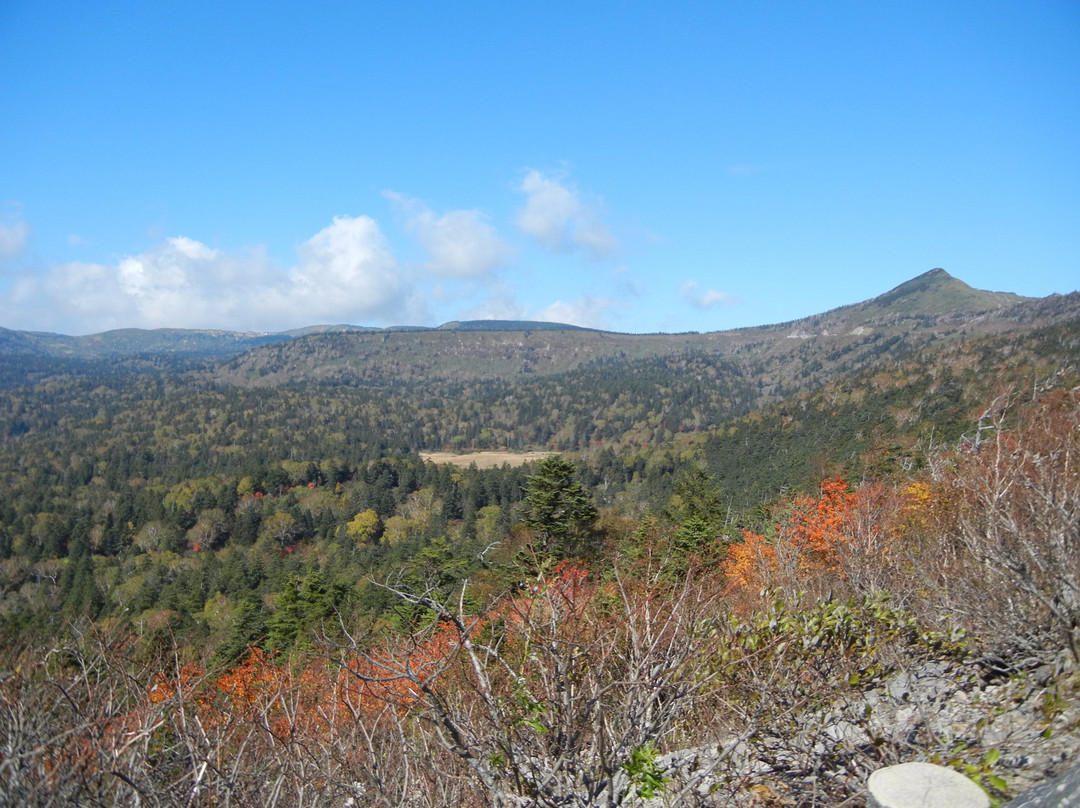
[522,455,599,562]
[60,522,104,617]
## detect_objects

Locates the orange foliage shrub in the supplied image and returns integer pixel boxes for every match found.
[339,561,596,717]
[341,621,462,712]
[723,477,909,606]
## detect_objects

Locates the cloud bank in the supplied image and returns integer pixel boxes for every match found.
[0,216,419,334]
[0,172,633,335]
[537,296,623,330]
[291,215,411,320]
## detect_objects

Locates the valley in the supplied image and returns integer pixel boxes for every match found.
[0,268,1078,807]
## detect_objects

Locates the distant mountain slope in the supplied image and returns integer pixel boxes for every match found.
[0,268,1075,526]
[0,320,592,360]
[215,270,1078,391]
[0,327,40,355]
[0,270,1073,376]
[214,329,701,386]
[865,267,1027,313]
[0,327,290,359]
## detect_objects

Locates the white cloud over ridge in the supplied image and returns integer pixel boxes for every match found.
[1,216,421,334]
[458,283,529,322]
[680,280,735,309]
[516,170,617,259]
[458,286,621,332]
[291,215,412,320]
[0,174,635,335]
[537,296,622,330]
[22,238,283,332]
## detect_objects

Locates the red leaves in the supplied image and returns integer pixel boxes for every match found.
[215,647,280,709]
[148,662,202,705]
[722,477,901,605]
[341,621,463,712]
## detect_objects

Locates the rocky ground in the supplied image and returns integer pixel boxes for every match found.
[652,656,1080,806]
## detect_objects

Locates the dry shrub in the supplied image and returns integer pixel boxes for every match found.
[0,623,469,808]
[914,386,1080,668]
[332,554,732,808]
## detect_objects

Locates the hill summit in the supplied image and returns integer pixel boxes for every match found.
[864,267,1028,314]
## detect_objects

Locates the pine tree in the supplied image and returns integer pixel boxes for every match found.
[60,522,104,617]
[521,455,599,562]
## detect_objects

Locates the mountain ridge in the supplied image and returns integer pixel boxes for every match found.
[213,269,1078,389]
[0,269,1068,362]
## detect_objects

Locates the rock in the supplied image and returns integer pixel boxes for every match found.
[1002,763,1080,808]
[867,762,989,808]
[887,672,913,701]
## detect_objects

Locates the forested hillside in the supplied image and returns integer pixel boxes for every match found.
[1,270,1078,806]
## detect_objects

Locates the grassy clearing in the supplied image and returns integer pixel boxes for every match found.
[419,450,555,469]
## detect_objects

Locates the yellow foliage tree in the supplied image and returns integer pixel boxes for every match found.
[345,509,380,545]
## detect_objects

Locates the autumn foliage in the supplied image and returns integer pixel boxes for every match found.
[722,477,908,608]
[3,387,1079,806]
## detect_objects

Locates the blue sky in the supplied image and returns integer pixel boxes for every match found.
[1,1,1077,335]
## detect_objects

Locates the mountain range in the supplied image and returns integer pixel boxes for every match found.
[0,269,1068,364]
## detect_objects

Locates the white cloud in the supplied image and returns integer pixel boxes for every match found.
[0,184,633,333]
[0,210,31,260]
[20,238,285,332]
[515,170,617,259]
[456,283,624,331]
[291,215,412,321]
[386,191,511,277]
[460,287,530,322]
[536,296,622,330]
[1,215,424,334]
[680,280,735,309]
